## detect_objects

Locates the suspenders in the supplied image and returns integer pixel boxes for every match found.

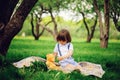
[57,43,70,56]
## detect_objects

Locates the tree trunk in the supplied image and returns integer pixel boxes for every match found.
[80,12,90,42]
[87,16,97,42]
[31,13,37,40]
[49,7,58,39]
[93,0,109,48]
[0,0,38,56]
[31,12,49,40]
[80,12,97,43]
[0,0,19,34]
[101,0,110,48]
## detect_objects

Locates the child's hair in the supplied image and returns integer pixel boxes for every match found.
[56,29,71,42]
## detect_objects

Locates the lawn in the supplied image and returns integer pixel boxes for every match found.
[0,37,120,80]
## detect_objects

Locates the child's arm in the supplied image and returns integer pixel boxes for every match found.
[63,49,73,58]
[53,52,57,57]
[57,50,73,61]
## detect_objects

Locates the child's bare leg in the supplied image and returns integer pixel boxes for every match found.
[62,64,76,73]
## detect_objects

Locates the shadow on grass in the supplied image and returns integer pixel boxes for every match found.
[0,55,48,80]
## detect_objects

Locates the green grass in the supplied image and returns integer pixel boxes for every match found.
[0,36,120,80]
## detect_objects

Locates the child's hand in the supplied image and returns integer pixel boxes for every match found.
[57,56,64,61]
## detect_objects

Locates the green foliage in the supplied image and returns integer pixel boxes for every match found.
[18,16,32,36]
[20,13,120,39]
[0,37,120,80]
[18,0,120,40]
[110,0,120,12]
[31,61,48,71]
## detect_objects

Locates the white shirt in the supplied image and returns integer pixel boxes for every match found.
[54,43,73,57]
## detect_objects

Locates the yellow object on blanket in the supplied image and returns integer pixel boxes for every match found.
[46,54,60,70]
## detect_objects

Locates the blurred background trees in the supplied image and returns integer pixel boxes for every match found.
[0,0,120,55]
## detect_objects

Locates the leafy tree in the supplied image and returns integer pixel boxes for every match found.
[80,12,98,42]
[0,0,38,55]
[71,0,98,42]
[30,4,52,40]
[110,0,120,32]
[29,0,64,40]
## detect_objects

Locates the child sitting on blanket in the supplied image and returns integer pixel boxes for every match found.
[53,29,82,72]
[46,29,105,78]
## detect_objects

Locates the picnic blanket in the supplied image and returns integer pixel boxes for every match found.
[78,61,105,78]
[13,55,105,78]
[13,56,46,68]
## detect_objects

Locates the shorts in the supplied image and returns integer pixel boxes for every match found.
[59,57,78,68]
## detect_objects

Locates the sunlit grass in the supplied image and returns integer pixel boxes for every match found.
[0,37,120,80]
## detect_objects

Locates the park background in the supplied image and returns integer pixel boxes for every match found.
[0,0,120,80]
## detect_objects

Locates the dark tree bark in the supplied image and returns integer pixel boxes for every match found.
[48,6,58,40]
[38,6,58,41]
[110,2,120,32]
[103,0,110,48]
[30,4,57,40]
[0,0,19,33]
[0,0,38,56]
[30,5,50,40]
[87,17,97,42]
[31,11,53,40]
[31,13,41,40]
[80,12,97,43]
[76,5,97,43]
[93,0,110,48]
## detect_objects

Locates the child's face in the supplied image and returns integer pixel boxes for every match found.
[58,40,67,45]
